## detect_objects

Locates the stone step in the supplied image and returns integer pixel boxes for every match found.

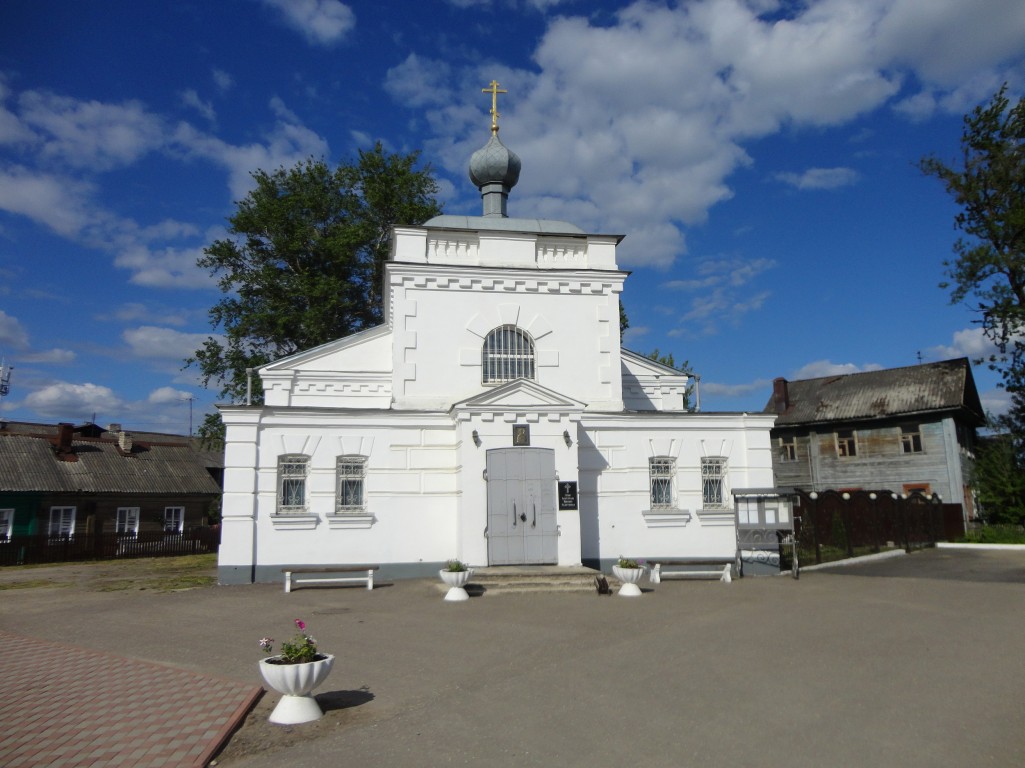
[437,565,606,595]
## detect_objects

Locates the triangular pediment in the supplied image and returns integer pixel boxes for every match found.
[621,348,688,378]
[261,324,392,374]
[453,378,586,413]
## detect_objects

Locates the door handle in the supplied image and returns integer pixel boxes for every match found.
[512,502,517,527]
[532,502,536,528]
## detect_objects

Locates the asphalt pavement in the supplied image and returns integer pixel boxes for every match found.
[1,548,1023,768]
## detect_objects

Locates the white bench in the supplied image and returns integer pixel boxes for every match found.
[282,566,379,592]
[649,559,734,584]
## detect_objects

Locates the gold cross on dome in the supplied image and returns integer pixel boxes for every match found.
[482,79,507,133]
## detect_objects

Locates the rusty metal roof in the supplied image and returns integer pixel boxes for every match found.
[766,358,985,427]
[0,429,222,494]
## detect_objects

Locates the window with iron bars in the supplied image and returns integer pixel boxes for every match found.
[701,457,728,508]
[336,456,367,513]
[482,325,535,384]
[649,456,675,509]
[278,455,309,514]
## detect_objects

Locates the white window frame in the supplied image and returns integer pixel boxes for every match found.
[277,454,310,515]
[900,424,923,454]
[336,455,367,514]
[0,508,13,541]
[49,506,76,538]
[701,457,728,509]
[164,506,184,534]
[649,457,675,509]
[116,507,140,536]
[835,429,857,458]
[482,325,536,384]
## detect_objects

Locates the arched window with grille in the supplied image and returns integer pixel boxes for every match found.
[482,325,535,384]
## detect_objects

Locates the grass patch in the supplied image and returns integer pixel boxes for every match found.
[0,579,70,590]
[960,525,1025,545]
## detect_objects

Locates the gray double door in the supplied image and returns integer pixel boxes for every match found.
[486,448,558,565]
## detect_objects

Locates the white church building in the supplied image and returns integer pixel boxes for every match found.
[217,90,777,584]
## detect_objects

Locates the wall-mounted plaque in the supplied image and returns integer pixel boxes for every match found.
[558,481,578,510]
[512,424,530,446]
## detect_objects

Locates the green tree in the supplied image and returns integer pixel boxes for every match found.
[972,426,1025,525]
[645,348,695,410]
[188,144,441,440]
[919,85,1025,396]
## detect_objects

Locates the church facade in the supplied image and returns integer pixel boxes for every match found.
[217,95,776,584]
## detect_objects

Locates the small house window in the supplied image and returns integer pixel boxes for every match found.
[278,455,310,514]
[164,507,184,534]
[0,508,13,541]
[482,325,535,384]
[778,436,797,463]
[900,424,923,454]
[116,507,140,536]
[835,430,857,458]
[336,456,367,513]
[649,457,675,509]
[701,457,728,508]
[49,506,76,538]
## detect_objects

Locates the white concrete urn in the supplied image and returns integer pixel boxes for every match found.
[258,654,335,724]
[439,567,473,601]
[612,565,645,597]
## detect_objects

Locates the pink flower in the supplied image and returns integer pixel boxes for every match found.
[295,619,306,631]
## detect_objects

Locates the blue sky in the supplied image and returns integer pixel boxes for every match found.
[1,0,1024,434]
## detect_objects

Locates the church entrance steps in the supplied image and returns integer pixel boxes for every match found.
[450,565,600,595]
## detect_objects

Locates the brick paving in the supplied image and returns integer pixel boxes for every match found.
[0,630,262,768]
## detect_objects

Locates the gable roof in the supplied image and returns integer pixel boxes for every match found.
[766,358,985,427]
[452,378,586,414]
[0,423,222,494]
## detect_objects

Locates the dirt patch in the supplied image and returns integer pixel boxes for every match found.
[0,554,218,592]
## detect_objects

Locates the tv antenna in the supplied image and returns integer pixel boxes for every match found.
[0,358,12,398]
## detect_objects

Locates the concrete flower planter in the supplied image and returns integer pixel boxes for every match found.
[258,653,335,724]
[612,565,645,597]
[439,568,473,601]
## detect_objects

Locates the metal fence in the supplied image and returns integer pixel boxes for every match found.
[0,527,220,566]
[794,489,964,566]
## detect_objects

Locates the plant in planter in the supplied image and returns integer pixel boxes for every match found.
[258,619,335,724]
[439,559,473,601]
[612,556,646,597]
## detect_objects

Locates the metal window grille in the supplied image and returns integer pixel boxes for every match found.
[482,325,535,383]
[336,456,366,512]
[649,457,675,509]
[701,457,727,507]
[278,455,309,513]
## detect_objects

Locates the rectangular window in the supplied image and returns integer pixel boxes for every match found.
[164,507,184,533]
[778,436,797,462]
[649,457,675,509]
[835,429,857,458]
[336,456,367,513]
[49,506,76,538]
[900,424,923,454]
[278,455,309,514]
[0,508,13,541]
[116,507,140,536]
[701,457,727,508]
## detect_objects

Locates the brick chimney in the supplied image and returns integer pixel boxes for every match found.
[772,377,790,415]
[118,431,133,453]
[54,423,78,461]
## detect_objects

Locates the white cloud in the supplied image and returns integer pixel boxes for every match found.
[775,167,860,190]
[790,359,884,380]
[180,89,216,123]
[260,0,355,46]
[23,381,122,420]
[122,326,215,362]
[113,243,213,289]
[0,165,96,238]
[0,310,29,349]
[660,256,775,334]
[701,377,773,400]
[398,0,1025,269]
[212,68,234,93]
[147,386,191,404]
[20,349,76,364]
[928,327,1003,360]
